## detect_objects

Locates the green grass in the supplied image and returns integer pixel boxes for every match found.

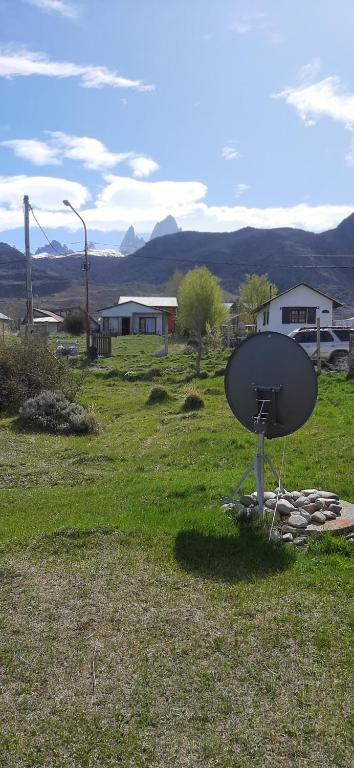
[0,335,353,767]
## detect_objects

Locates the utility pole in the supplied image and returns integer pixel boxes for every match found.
[316,315,321,374]
[23,195,33,324]
[63,200,90,357]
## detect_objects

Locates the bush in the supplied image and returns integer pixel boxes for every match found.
[63,311,85,335]
[19,390,98,434]
[0,341,79,413]
[182,387,204,411]
[146,386,169,405]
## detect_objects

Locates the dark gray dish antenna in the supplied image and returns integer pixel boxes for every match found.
[223,332,318,517]
[225,331,317,439]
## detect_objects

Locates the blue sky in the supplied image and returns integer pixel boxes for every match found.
[1,0,354,249]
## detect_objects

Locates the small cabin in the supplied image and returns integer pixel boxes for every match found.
[98,300,167,336]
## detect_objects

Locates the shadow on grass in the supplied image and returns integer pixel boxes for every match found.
[174,520,296,582]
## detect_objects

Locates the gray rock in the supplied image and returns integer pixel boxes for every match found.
[265,499,277,509]
[221,503,237,513]
[269,529,282,541]
[293,536,307,546]
[299,511,311,522]
[345,533,354,540]
[294,496,308,508]
[311,511,326,524]
[301,489,319,496]
[282,493,295,503]
[277,499,296,516]
[282,532,293,542]
[317,491,339,500]
[314,499,327,510]
[303,503,318,514]
[264,492,277,500]
[328,503,342,514]
[323,510,336,520]
[291,491,302,500]
[287,514,308,529]
[239,494,254,507]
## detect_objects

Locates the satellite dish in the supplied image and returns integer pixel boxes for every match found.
[225,332,317,439]
[224,332,318,516]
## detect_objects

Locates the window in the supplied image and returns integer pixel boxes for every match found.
[294,330,317,343]
[334,329,349,341]
[282,306,317,324]
[320,331,334,342]
[139,316,156,334]
[262,310,269,326]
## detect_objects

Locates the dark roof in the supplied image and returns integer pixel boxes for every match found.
[256,283,343,312]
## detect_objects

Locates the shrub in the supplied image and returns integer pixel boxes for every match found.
[182,387,204,411]
[0,341,79,413]
[146,386,169,405]
[19,390,98,434]
[63,311,85,335]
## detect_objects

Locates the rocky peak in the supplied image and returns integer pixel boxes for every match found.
[120,226,145,255]
[150,215,180,241]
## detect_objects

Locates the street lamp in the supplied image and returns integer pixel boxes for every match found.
[63,199,90,357]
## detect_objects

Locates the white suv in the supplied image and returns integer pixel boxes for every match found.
[288,327,351,371]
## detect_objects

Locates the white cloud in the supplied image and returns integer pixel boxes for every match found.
[2,132,161,173]
[222,145,240,161]
[24,0,79,19]
[231,12,282,44]
[235,183,250,199]
[0,46,154,91]
[128,156,160,178]
[0,174,352,235]
[275,76,354,128]
[48,132,133,170]
[0,175,89,213]
[1,139,61,166]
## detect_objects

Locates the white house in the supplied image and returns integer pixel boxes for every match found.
[98,300,166,336]
[256,283,342,334]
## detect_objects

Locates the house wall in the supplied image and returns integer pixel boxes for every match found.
[257,285,333,334]
[155,306,176,333]
[100,302,164,335]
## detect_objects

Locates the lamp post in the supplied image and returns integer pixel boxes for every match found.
[63,200,90,357]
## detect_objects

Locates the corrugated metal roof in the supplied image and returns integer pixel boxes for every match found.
[118,296,178,307]
[33,316,63,324]
[0,312,11,321]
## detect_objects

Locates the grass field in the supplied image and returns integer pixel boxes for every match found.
[0,335,353,767]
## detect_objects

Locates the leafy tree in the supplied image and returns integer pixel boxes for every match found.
[63,310,85,335]
[178,267,227,373]
[237,274,277,323]
[166,269,184,298]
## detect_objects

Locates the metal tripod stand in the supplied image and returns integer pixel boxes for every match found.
[223,392,284,517]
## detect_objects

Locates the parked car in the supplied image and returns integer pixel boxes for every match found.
[288,327,352,370]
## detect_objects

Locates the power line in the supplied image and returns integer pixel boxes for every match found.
[29,206,63,254]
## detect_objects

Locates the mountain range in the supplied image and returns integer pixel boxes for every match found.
[1,213,354,319]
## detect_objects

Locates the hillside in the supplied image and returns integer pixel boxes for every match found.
[1,214,354,318]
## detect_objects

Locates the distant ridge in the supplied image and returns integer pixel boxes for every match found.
[1,214,354,317]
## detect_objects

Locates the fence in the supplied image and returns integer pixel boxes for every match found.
[91,332,112,357]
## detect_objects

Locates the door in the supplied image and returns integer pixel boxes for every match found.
[122,317,130,335]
